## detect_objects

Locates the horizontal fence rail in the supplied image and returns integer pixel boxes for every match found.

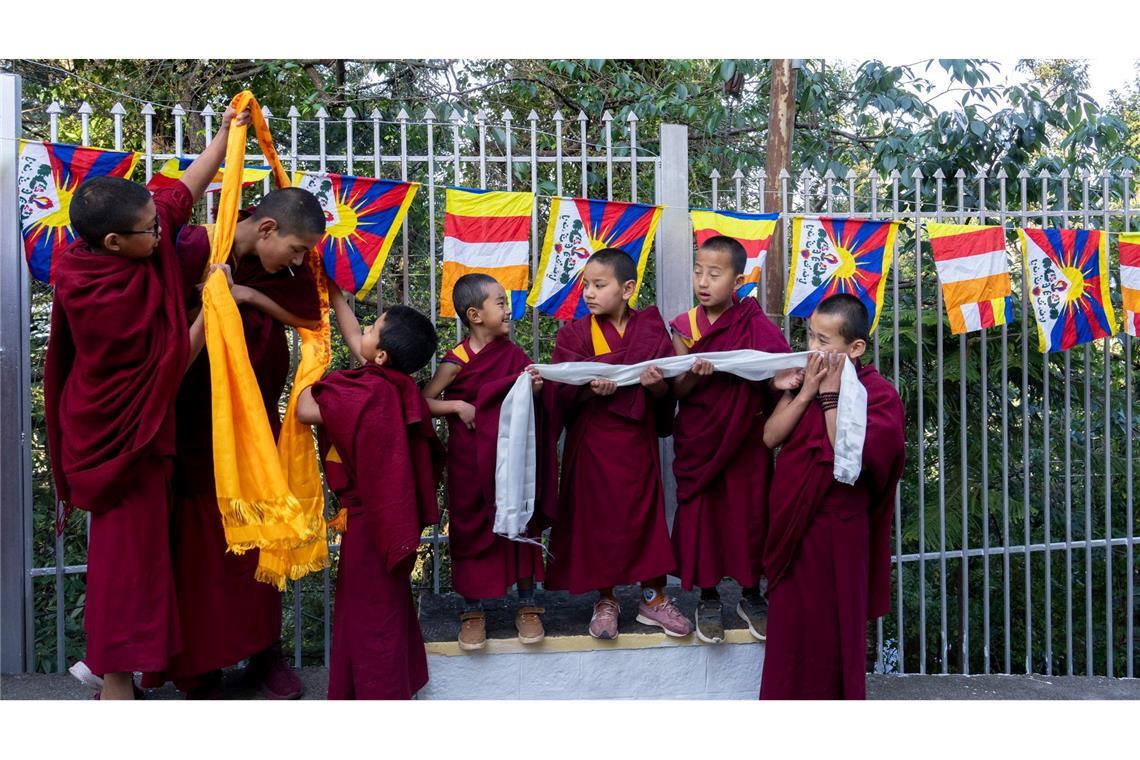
[5,93,1137,680]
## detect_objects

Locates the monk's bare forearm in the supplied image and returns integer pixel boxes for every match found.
[180,117,233,203]
[426,398,465,418]
[763,392,810,449]
[296,387,323,425]
[236,286,320,330]
[186,311,206,371]
[824,407,837,448]
[672,371,700,399]
[328,286,364,363]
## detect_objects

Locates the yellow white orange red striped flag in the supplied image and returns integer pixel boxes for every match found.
[441,187,534,318]
[926,222,1014,334]
[1120,232,1140,337]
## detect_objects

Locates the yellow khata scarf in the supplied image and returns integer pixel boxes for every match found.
[201,90,330,589]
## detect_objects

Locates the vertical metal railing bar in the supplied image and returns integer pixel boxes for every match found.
[711,170,719,211]
[451,111,463,344]
[978,171,992,673]
[46,101,64,674]
[1039,169,1053,677]
[998,169,1011,674]
[399,109,411,307]
[956,170,970,675]
[316,108,332,667]
[579,111,588,198]
[798,170,811,345]
[866,168,884,672]
[603,110,613,200]
[912,168,927,674]
[890,170,904,674]
[528,111,539,359]
[779,169,791,339]
[288,105,304,669]
[934,169,948,675]
[1098,172,1108,679]
[1124,170,1135,680]
[1064,175,1078,675]
[757,168,767,315]
[1018,169,1032,673]
[629,112,638,203]
[1081,177,1094,677]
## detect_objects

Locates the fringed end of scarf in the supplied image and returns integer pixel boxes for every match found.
[218,495,310,552]
[255,538,331,590]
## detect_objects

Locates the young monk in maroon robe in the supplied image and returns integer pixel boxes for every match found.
[142,188,326,699]
[669,236,795,645]
[298,295,442,699]
[422,274,546,651]
[760,293,905,700]
[42,106,247,700]
[545,248,692,640]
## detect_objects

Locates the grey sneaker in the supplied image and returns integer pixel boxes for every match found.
[736,595,768,641]
[695,598,724,644]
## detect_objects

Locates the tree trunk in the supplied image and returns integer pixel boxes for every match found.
[764,60,796,320]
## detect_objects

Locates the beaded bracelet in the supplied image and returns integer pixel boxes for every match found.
[818,391,840,411]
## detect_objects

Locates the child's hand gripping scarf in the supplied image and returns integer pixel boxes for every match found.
[201,90,331,589]
[495,347,868,541]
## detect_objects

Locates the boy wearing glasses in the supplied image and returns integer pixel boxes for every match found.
[43,105,247,700]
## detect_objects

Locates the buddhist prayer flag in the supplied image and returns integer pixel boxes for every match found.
[146,157,271,195]
[529,197,662,319]
[690,209,779,297]
[1118,233,1140,337]
[441,187,534,319]
[784,216,898,334]
[293,171,418,300]
[926,222,1015,334]
[1019,227,1117,352]
[18,140,139,283]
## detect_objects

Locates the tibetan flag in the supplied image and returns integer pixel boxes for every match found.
[146,157,271,195]
[690,209,779,297]
[1019,227,1117,352]
[18,140,139,283]
[784,216,899,334]
[529,197,663,320]
[1117,233,1140,337]
[293,171,418,300]
[926,222,1015,334]
[441,187,534,319]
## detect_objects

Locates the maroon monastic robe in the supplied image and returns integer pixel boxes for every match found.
[313,365,443,700]
[143,223,320,687]
[543,307,677,594]
[440,336,545,600]
[43,182,193,675]
[759,362,905,700]
[669,297,790,590]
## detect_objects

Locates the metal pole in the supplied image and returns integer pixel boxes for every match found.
[998,168,1011,674]
[955,169,969,676]
[1019,169,1033,674]
[1038,170,1053,677]
[657,124,689,531]
[976,170,990,674]
[934,169,948,675]
[48,101,64,674]
[528,111,539,359]
[913,168,927,674]
[0,72,33,674]
[890,169,904,674]
[1123,170,1135,679]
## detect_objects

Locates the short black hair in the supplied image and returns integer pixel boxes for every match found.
[250,188,326,238]
[452,273,499,328]
[69,176,153,249]
[814,293,870,343]
[378,304,438,374]
[698,235,747,276]
[585,248,637,285]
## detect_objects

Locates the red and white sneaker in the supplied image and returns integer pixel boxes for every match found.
[636,597,694,637]
[588,598,621,640]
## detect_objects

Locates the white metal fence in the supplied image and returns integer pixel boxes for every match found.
[1,71,1135,679]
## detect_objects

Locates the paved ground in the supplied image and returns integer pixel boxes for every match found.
[5,668,1137,700]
